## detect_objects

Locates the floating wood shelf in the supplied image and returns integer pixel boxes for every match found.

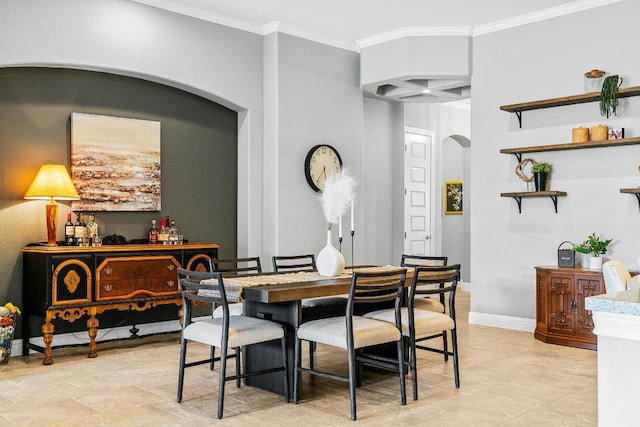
[620,187,640,212]
[501,191,567,213]
[500,85,640,127]
[500,137,640,162]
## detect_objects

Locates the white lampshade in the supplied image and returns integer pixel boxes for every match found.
[24,164,80,201]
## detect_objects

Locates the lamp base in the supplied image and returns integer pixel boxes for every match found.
[45,200,58,246]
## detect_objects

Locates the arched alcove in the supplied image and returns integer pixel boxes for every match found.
[441,134,471,282]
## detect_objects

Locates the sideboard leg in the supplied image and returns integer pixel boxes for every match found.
[42,318,55,365]
[87,313,99,358]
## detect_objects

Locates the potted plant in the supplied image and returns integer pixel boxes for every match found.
[584,233,613,270]
[600,74,622,118]
[571,241,591,268]
[531,161,551,191]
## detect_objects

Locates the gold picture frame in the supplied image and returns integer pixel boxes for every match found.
[444,181,463,214]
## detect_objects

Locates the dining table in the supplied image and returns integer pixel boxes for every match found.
[204,266,412,400]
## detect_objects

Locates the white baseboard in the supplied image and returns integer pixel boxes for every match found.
[468,311,535,332]
[458,281,471,291]
[10,319,181,358]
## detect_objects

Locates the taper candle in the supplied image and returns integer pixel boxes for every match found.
[350,200,354,231]
[339,215,343,239]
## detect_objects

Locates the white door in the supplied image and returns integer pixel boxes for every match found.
[404,130,433,255]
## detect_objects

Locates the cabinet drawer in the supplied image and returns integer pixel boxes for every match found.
[96,256,181,301]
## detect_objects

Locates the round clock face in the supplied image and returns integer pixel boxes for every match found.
[304,144,343,192]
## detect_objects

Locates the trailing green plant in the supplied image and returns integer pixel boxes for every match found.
[600,74,621,118]
[531,162,551,173]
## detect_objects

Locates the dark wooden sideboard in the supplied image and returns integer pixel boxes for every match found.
[534,266,605,350]
[22,243,218,364]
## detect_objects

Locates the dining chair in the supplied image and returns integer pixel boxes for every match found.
[293,268,407,421]
[176,268,289,419]
[365,264,461,399]
[209,256,262,318]
[272,254,348,369]
[208,257,263,379]
[400,254,450,355]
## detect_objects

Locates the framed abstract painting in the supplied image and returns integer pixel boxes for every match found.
[71,112,161,211]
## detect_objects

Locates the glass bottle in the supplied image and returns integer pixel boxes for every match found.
[158,217,169,244]
[86,213,98,245]
[65,213,75,246]
[149,219,159,244]
[169,219,178,244]
[80,213,88,244]
[74,213,84,245]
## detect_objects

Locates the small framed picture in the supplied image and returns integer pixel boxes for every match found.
[608,128,624,139]
[444,181,463,215]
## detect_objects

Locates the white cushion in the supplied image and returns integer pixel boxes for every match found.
[183,316,284,348]
[628,275,640,290]
[603,261,631,293]
[413,297,445,313]
[364,307,455,337]
[213,302,243,319]
[296,316,400,349]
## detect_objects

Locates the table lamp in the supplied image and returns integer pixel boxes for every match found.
[24,164,80,246]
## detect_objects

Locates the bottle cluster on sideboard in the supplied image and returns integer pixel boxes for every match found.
[149,216,182,245]
[65,212,100,246]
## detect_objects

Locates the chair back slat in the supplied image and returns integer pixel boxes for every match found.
[347,268,407,314]
[401,254,448,267]
[408,264,460,306]
[272,254,317,272]
[176,267,229,324]
[210,257,262,276]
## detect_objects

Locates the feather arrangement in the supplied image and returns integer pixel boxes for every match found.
[319,168,356,229]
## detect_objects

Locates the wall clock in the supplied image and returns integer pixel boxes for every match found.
[304,144,343,192]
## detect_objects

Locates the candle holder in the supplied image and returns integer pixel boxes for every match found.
[351,230,355,268]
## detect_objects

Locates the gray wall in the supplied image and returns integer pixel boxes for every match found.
[0,67,238,336]
[264,33,368,265]
[470,0,640,324]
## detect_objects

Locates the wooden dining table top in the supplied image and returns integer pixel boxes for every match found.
[235,266,414,304]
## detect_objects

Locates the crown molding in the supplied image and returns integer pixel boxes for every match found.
[130,0,264,34]
[262,22,360,52]
[357,27,473,49]
[132,0,625,51]
[473,0,625,36]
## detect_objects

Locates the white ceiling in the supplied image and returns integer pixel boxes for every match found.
[130,0,618,103]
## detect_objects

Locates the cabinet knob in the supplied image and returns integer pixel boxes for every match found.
[166,280,175,287]
[571,297,577,313]
[166,264,175,271]
[104,267,113,275]
[104,284,113,292]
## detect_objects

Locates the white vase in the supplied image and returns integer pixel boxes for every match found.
[589,256,603,270]
[316,228,345,277]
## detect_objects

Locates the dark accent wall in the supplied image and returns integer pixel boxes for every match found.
[0,67,238,337]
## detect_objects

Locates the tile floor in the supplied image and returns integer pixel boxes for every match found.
[0,291,598,426]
